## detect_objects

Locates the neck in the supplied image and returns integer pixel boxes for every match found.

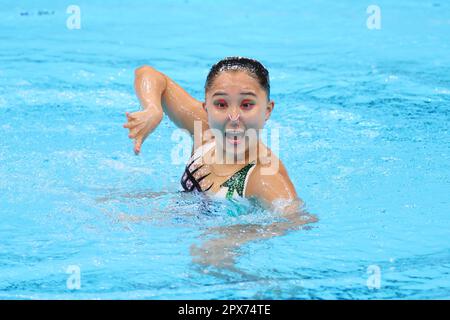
[217,143,260,163]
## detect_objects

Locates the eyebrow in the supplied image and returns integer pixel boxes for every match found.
[212,91,257,97]
[240,91,257,97]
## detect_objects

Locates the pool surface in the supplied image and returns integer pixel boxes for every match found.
[0,0,449,299]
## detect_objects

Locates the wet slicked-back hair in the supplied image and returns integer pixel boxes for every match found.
[205,56,270,100]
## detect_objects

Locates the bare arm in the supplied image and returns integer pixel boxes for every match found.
[124,65,209,154]
[191,204,316,269]
[191,163,318,269]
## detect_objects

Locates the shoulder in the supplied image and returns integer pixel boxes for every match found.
[245,149,298,205]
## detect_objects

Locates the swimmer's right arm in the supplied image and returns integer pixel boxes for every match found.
[123,65,209,154]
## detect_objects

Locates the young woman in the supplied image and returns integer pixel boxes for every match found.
[123,57,317,267]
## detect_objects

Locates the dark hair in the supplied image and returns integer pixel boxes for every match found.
[205,56,270,99]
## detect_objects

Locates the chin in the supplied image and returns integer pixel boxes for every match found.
[224,138,256,162]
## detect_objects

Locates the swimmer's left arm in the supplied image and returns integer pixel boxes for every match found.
[245,160,318,228]
[191,164,317,268]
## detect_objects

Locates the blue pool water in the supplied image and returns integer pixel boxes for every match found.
[0,0,449,299]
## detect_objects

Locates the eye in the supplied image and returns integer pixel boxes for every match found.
[213,100,227,109]
[241,100,255,109]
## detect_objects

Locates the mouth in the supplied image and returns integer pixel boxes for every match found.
[225,130,244,146]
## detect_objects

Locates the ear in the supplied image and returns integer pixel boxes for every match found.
[202,101,207,113]
[265,100,275,121]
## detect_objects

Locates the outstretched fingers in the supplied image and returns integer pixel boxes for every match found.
[134,137,143,155]
[125,112,137,120]
[124,110,154,155]
[126,116,148,137]
[125,120,145,132]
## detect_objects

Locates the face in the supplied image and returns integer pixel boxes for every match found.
[203,71,274,161]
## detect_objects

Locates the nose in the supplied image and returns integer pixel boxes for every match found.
[228,112,240,122]
[228,105,241,122]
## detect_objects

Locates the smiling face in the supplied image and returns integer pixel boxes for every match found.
[203,71,274,160]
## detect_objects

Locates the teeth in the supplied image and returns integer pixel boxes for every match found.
[226,131,244,136]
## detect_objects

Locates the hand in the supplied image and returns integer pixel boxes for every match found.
[123,109,162,155]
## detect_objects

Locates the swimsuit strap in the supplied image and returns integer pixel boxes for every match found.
[180,157,213,192]
[181,140,257,199]
[180,141,215,193]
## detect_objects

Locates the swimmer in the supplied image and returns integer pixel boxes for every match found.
[123,57,317,266]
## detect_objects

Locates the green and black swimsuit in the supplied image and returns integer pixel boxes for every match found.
[180,141,256,200]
